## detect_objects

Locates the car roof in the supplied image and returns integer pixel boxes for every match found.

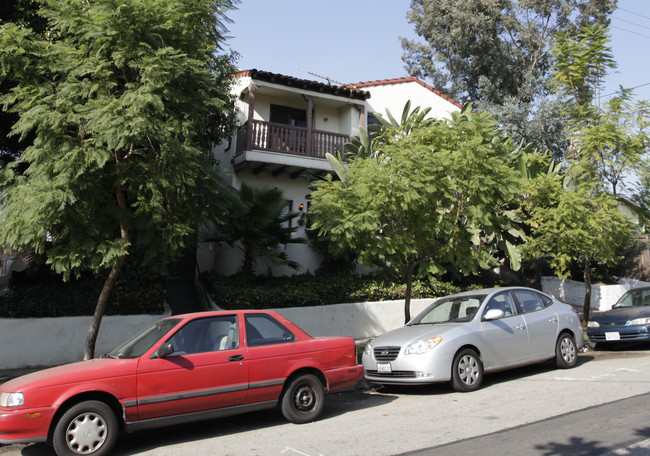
[445,286,547,298]
[624,286,650,292]
[167,309,279,320]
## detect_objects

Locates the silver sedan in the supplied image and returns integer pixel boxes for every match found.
[362,287,584,392]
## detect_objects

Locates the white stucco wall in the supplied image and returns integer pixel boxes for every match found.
[0,313,167,370]
[363,80,460,121]
[0,299,434,370]
[541,276,650,311]
[275,299,434,339]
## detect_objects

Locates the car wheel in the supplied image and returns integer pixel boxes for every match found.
[52,400,118,456]
[451,348,483,392]
[281,374,325,424]
[556,333,578,369]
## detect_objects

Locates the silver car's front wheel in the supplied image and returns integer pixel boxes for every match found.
[555,333,578,369]
[451,348,483,392]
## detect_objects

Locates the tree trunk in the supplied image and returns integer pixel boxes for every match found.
[404,264,415,324]
[583,252,592,325]
[83,256,126,360]
[83,186,130,360]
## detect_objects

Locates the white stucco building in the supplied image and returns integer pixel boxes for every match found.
[199,70,462,276]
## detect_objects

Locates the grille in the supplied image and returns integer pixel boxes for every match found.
[373,346,401,362]
[601,322,627,327]
[366,370,416,378]
[590,333,642,341]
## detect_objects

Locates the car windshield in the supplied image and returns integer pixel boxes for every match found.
[106,318,181,359]
[409,295,486,325]
[613,289,650,308]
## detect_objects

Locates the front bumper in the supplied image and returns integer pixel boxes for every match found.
[0,406,54,444]
[587,324,650,343]
[362,347,453,385]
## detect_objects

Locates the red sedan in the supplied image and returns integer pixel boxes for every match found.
[0,310,363,456]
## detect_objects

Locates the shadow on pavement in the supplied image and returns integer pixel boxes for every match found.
[113,389,396,455]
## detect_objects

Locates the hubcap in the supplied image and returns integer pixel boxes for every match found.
[65,412,107,455]
[294,385,316,412]
[458,355,479,385]
[561,337,576,363]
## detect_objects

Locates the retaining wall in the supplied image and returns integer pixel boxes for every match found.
[9,276,650,371]
[0,313,166,370]
[0,299,435,370]
[541,276,650,311]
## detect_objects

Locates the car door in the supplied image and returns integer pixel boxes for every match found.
[135,315,249,421]
[479,291,530,368]
[512,289,559,359]
[243,312,301,405]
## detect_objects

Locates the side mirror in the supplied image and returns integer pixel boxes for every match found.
[154,343,174,359]
[483,308,505,321]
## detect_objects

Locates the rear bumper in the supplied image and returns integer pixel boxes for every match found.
[325,365,364,391]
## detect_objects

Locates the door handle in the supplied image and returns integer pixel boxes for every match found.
[228,355,244,362]
[516,324,526,330]
[549,318,558,323]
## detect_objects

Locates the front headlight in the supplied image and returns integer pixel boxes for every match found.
[0,392,25,407]
[404,337,442,355]
[587,321,600,328]
[627,317,650,326]
[364,343,373,355]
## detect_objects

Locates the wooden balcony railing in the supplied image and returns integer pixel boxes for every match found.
[235,120,349,160]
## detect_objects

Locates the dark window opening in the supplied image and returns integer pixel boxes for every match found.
[270,104,307,127]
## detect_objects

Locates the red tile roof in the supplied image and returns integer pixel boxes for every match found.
[344,76,463,109]
[234,69,370,100]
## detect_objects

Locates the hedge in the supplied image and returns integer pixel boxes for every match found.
[0,270,166,318]
[201,272,467,310]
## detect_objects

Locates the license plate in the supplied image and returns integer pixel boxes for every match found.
[605,332,621,341]
[377,363,392,374]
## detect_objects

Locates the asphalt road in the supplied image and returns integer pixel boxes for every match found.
[2,346,650,456]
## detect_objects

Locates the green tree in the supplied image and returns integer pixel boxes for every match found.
[401,0,615,159]
[311,105,525,322]
[0,0,238,359]
[553,25,649,197]
[522,24,643,323]
[327,100,436,181]
[205,183,307,276]
[0,0,45,163]
[402,0,615,104]
[522,173,634,323]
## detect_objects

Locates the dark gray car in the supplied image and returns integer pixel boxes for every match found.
[587,286,650,347]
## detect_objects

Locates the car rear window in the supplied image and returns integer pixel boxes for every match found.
[245,314,296,347]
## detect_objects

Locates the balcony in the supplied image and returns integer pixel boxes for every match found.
[235,120,349,161]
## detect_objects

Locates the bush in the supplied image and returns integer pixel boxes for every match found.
[201,272,467,310]
[0,266,166,318]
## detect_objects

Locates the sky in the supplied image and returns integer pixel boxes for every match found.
[225,0,650,102]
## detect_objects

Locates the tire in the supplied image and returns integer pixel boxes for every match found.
[52,400,118,456]
[451,348,483,392]
[556,332,578,369]
[281,374,325,424]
